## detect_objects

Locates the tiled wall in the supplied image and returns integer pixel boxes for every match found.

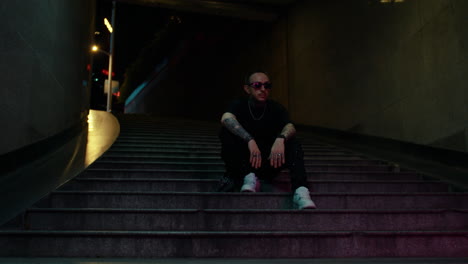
[0,0,95,155]
[286,0,468,151]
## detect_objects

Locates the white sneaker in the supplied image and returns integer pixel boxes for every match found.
[293,186,316,209]
[240,173,260,192]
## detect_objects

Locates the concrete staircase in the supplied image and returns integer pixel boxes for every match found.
[1,114,468,258]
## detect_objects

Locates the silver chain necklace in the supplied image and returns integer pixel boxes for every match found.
[248,100,267,120]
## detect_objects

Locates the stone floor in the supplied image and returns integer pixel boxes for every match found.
[1,258,468,264]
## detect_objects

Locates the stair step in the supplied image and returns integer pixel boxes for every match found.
[101,155,224,161]
[116,138,221,144]
[112,140,220,145]
[108,146,347,155]
[109,144,222,150]
[105,149,222,155]
[35,191,468,209]
[103,150,361,158]
[80,168,224,179]
[80,168,424,180]
[1,230,467,258]
[60,178,449,193]
[113,140,333,149]
[98,156,384,165]
[89,161,400,172]
[102,152,367,158]
[9,208,467,231]
[117,132,218,138]
[106,147,356,156]
[114,138,329,148]
[108,147,221,153]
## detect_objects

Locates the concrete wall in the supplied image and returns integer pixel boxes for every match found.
[286,0,468,152]
[0,0,95,155]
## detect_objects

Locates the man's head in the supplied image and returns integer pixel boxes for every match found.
[243,71,272,103]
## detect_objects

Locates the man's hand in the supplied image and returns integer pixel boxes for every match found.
[248,139,262,169]
[269,138,285,168]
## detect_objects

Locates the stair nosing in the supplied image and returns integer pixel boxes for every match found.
[49,190,468,196]
[73,178,442,184]
[2,230,468,236]
[25,208,468,214]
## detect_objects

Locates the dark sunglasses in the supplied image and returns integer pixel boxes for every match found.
[249,82,272,89]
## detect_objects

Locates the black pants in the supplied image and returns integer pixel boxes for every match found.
[219,132,308,192]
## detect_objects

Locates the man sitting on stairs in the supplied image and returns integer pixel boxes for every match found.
[217,71,316,209]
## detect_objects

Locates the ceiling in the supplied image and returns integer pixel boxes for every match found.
[114,0,301,21]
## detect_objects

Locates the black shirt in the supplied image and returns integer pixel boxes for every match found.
[223,97,291,146]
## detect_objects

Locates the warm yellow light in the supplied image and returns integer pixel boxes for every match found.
[91,45,99,52]
[104,18,113,33]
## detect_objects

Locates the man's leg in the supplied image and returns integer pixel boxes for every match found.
[284,138,308,191]
[244,140,305,191]
[217,132,251,192]
[284,138,316,209]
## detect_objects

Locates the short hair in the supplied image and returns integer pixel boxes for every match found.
[243,70,269,85]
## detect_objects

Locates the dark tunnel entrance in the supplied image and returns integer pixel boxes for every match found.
[92,0,295,121]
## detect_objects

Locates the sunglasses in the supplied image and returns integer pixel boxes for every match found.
[249,82,272,89]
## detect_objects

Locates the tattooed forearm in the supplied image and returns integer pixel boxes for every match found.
[279,123,296,140]
[223,117,253,142]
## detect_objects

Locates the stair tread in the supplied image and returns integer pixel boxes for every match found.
[0,258,466,264]
[94,160,390,165]
[25,208,468,213]
[73,178,441,183]
[84,167,419,173]
[2,230,468,235]
[50,190,467,196]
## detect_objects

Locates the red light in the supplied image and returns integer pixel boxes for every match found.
[113,91,120,97]
[101,69,115,77]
